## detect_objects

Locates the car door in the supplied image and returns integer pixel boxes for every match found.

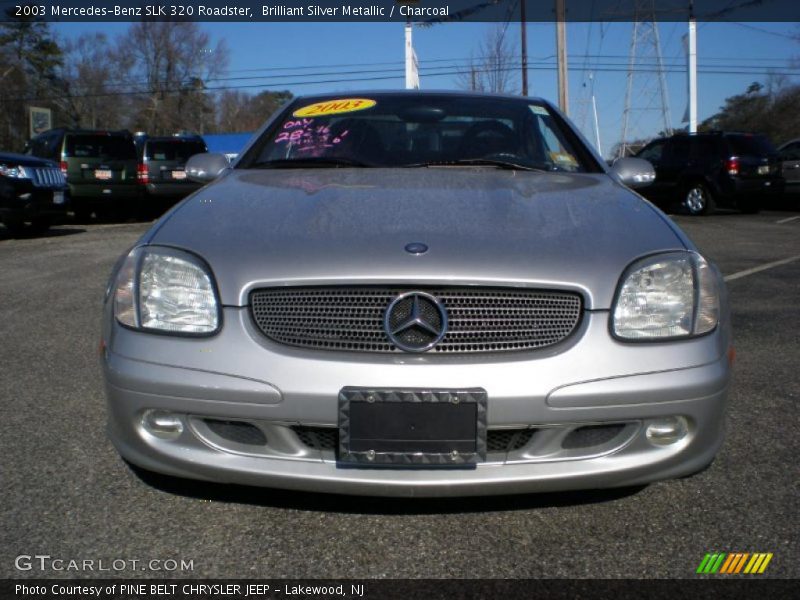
[649,137,690,200]
[688,136,722,190]
[779,142,800,188]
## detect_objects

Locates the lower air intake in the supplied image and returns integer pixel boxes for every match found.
[204,419,267,446]
[562,424,625,450]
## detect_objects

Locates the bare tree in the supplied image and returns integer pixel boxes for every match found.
[215,90,293,133]
[458,25,518,95]
[118,21,228,134]
[58,33,126,130]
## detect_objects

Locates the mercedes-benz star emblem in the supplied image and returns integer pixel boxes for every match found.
[384,291,448,352]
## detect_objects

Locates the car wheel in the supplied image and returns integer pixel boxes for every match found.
[28,217,52,234]
[2,217,26,236]
[2,216,50,237]
[683,183,715,216]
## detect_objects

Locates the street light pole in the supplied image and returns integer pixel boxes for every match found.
[521,1,528,95]
[556,0,569,114]
[688,1,697,133]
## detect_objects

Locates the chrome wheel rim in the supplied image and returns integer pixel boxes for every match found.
[685,187,706,213]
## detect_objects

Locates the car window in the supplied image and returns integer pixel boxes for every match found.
[690,138,718,161]
[637,141,667,163]
[28,136,48,158]
[65,135,136,160]
[145,140,207,162]
[47,133,61,158]
[780,142,800,161]
[242,95,597,172]
[668,138,690,161]
[726,134,775,156]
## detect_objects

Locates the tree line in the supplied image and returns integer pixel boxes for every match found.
[0,16,292,152]
[611,76,800,158]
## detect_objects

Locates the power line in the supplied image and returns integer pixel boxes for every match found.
[10,59,800,103]
[50,51,800,94]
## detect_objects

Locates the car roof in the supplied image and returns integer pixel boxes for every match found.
[37,128,134,139]
[778,139,800,149]
[669,131,768,138]
[291,89,552,105]
[143,136,205,143]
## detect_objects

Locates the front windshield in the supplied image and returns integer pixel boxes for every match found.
[241,95,596,172]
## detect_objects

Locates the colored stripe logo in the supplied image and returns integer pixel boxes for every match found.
[696,552,773,574]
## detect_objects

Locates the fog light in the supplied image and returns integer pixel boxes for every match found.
[646,416,688,446]
[142,410,184,439]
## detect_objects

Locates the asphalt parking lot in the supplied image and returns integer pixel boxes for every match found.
[1,208,798,579]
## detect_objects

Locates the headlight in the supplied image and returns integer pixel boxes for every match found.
[612,251,719,340]
[0,164,30,179]
[112,246,220,335]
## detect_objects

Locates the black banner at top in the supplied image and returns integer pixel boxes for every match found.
[2,0,799,23]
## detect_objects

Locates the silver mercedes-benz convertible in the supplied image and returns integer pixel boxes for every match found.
[102,91,732,497]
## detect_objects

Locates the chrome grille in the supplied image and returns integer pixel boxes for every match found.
[31,167,65,188]
[250,286,582,354]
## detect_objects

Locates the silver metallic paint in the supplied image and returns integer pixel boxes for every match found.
[102,92,732,496]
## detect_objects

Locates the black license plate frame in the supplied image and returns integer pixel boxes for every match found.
[337,387,487,467]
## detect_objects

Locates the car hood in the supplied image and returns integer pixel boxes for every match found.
[150,168,685,309]
[0,152,57,168]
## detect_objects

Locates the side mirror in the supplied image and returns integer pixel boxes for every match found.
[185,153,230,183]
[610,157,656,189]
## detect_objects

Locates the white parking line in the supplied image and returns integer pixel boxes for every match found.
[775,215,800,224]
[724,255,800,282]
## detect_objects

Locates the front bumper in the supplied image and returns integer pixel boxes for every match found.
[103,308,731,497]
[68,183,141,202]
[0,182,68,222]
[720,176,784,199]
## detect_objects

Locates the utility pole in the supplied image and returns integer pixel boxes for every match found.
[521,1,528,96]
[687,1,697,133]
[556,0,569,114]
[405,20,420,89]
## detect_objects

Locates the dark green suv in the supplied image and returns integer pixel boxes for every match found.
[27,129,140,220]
[134,134,208,214]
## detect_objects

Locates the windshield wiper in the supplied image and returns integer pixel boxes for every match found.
[402,158,552,172]
[250,157,376,169]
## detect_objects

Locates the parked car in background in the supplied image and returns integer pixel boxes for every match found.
[634,131,783,215]
[777,138,800,196]
[134,134,208,215]
[1,152,67,235]
[102,91,732,497]
[27,129,139,221]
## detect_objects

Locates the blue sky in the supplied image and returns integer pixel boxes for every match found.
[55,21,798,156]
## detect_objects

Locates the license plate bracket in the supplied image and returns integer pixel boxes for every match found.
[338,387,487,466]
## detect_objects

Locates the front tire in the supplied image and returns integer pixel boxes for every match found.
[28,216,52,234]
[2,216,51,236]
[683,183,715,216]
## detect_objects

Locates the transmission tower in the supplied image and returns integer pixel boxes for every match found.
[618,3,673,158]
